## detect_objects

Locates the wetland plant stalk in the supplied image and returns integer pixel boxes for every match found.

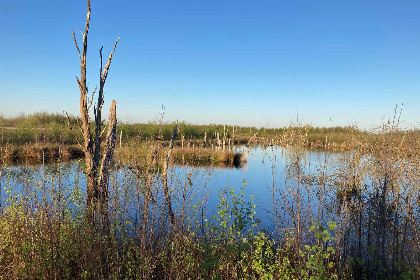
[162,122,179,227]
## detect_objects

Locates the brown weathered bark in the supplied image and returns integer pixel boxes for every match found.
[69,0,119,226]
[97,100,117,228]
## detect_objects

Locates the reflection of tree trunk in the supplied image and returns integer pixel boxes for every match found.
[367,206,372,269]
[141,177,153,253]
[0,168,2,208]
[162,123,179,227]
[375,173,389,272]
[392,209,398,275]
[401,217,408,262]
[296,152,301,248]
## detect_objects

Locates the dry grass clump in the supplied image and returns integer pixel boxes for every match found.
[171,147,243,167]
[116,140,243,168]
[0,144,83,164]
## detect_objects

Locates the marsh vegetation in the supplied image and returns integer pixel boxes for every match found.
[1,119,419,279]
[1,112,418,164]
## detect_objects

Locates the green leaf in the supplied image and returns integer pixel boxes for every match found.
[328,221,337,231]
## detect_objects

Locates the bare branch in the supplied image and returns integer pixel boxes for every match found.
[83,0,91,45]
[88,86,97,111]
[248,132,258,145]
[99,46,104,77]
[99,121,107,138]
[65,111,73,128]
[72,30,82,62]
[101,37,120,82]
[65,112,87,153]
[76,117,84,132]
[75,76,83,91]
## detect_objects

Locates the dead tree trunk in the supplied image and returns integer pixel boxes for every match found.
[68,0,119,227]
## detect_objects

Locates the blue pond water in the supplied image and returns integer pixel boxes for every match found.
[1,145,337,228]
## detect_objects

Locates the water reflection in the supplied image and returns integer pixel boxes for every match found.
[1,145,339,228]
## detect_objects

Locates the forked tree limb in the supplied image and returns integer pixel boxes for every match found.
[87,86,97,111]
[94,38,119,167]
[101,38,120,82]
[75,76,82,91]
[72,30,81,63]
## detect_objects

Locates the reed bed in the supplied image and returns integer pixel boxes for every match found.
[3,112,416,151]
[116,141,244,168]
[171,147,243,167]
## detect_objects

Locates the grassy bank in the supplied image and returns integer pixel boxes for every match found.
[2,112,419,165]
[4,112,417,150]
[2,112,419,170]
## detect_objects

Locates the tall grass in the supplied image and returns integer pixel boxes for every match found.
[266,121,419,279]
[0,113,80,145]
[4,112,414,149]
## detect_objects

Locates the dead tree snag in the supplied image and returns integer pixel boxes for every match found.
[68,0,119,226]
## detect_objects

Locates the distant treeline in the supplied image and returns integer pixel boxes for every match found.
[1,112,418,147]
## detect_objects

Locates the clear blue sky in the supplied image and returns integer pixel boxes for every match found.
[1,0,419,128]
